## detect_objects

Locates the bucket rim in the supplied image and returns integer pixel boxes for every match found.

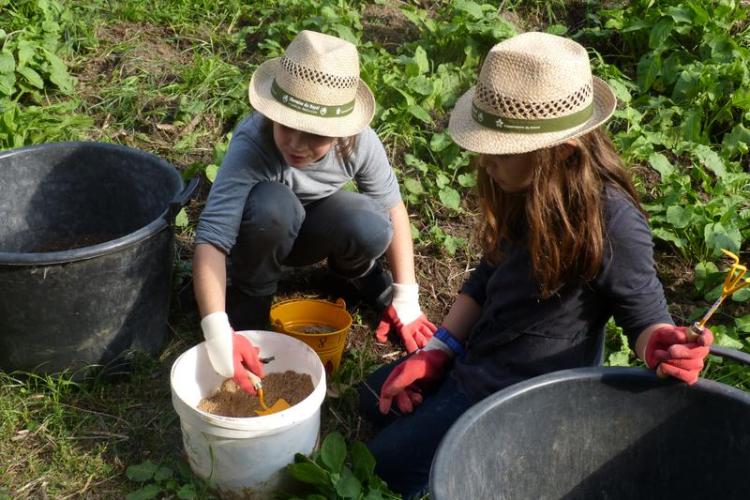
[270,297,349,310]
[0,141,184,265]
[170,330,327,433]
[429,366,750,497]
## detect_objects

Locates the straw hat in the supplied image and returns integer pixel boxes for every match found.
[248,30,375,138]
[448,32,617,155]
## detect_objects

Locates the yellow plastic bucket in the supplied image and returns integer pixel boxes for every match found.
[270,298,352,374]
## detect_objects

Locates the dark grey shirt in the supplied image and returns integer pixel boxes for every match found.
[454,187,673,401]
[195,113,401,253]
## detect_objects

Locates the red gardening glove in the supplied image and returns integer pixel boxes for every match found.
[645,325,713,385]
[376,305,437,353]
[202,312,265,395]
[231,332,265,395]
[378,348,451,414]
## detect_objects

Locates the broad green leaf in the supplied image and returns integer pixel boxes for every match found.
[126,461,158,482]
[125,484,161,500]
[722,124,750,157]
[176,484,197,499]
[735,314,750,333]
[205,164,219,183]
[443,235,464,256]
[672,68,700,101]
[0,72,15,96]
[704,222,741,256]
[364,490,385,500]
[716,330,744,350]
[413,46,429,75]
[430,132,452,152]
[649,16,674,49]
[455,0,484,19]
[407,104,432,123]
[651,227,686,249]
[607,351,631,367]
[407,75,433,96]
[351,441,375,482]
[637,53,661,92]
[439,187,460,210]
[44,49,74,93]
[320,432,346,473]
[680,109,702,143]
[335,468,362,499]
[665,205,692,228]
[403,177,424,195]
[17,40,35,67]
[153,466,173,482]
[17,66,44,89]
[732,288,750,302]
[545,24,568,35]
[694,261,719,292]
[0,52,14,74]
[607,78,631,104]
[288,461,330,486]
[647,152,674,179]
[693,145,726,178]
[458,172,476,187]
[332,25,356,43]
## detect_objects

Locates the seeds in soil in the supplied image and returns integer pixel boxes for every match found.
[197,370,314,418]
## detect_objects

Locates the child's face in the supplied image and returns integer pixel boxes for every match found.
[479,152,534,192]
[273,122,335,168]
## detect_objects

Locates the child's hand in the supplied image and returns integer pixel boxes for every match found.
[645,325,713,385]
[379,347,451,414]
[375,283,437,352]
[201,312,265,394]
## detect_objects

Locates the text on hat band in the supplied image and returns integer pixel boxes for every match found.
[271,80,355,118]
[470,101,594,134]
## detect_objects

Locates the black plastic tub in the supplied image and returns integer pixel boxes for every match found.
[0,142,197,375]
[430,364,750,500]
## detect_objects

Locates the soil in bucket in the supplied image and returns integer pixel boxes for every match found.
[290,323,337,334]
[198,370,314,418]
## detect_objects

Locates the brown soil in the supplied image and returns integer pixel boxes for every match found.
[290,324,338,334]
[198,371,314,418]
[362,3,420,51]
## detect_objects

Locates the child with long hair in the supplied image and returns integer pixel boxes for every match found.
[359,32,714,496]
[194,30,435,394]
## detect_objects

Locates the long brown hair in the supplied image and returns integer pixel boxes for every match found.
[261,116,357,161]
[477,127,642,298]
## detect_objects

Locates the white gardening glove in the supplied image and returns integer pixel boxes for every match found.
[375,283,437,353]
[201,312,264,394]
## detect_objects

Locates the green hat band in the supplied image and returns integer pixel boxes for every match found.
[471,101,594,134]
[271,80,355,118]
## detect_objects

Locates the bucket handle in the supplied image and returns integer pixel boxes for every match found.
[710,346,750,366]
[334,298,347,309]
[167,176,199,223]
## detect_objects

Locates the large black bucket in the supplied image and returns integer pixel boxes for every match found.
[0,142,197,375]
[431,353,750,500]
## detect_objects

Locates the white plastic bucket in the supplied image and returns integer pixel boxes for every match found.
[170,330,327,498]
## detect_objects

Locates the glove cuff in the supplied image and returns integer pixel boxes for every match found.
[422,336,454,357]
[391,283,422,324]
[432,326,465,357]
[201,312,234,378]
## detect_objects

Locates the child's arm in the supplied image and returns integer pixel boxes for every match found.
[385,200,416,284]
[193,242,265,393]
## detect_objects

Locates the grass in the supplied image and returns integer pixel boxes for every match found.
[2,0,750,498]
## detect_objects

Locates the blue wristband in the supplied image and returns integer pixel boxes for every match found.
[434,327,465,357]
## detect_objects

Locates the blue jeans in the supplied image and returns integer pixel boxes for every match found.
[230,182,393,296]
[359,358,474,498]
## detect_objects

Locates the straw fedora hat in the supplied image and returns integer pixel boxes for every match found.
[448,32,617,155]
[248,30,375,138]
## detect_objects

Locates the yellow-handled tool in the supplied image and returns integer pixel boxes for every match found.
[684,249,750,341]
[245,370,291,416]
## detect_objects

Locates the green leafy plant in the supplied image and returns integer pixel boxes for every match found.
[126,459,216,500]
[284,432,400,499]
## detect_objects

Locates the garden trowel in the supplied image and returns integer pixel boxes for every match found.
[246,370,290,416]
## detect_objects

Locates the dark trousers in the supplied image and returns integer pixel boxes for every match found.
[230,182,393,296]
[359,359,474,498]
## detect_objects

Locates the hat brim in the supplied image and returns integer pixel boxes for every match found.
[447,77,617,155]
[248,58,375,138]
